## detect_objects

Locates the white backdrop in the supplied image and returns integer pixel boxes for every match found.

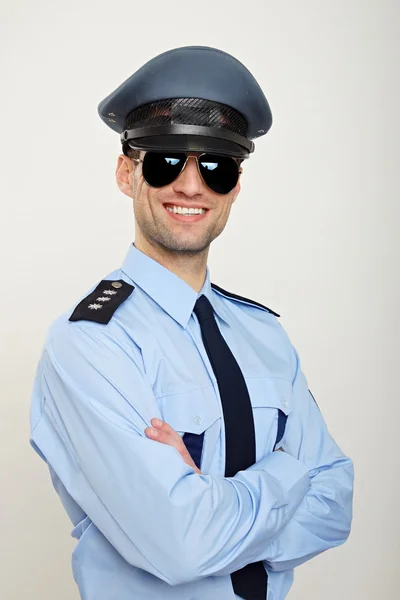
[1,1,399,598]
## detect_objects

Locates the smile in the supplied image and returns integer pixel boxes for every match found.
[165,205,207,215]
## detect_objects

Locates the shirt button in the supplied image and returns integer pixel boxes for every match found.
[281,398,288,408]
[111,281,122,289]
[194,415,202,425]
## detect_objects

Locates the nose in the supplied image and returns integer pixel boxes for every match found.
[171,156,204,197]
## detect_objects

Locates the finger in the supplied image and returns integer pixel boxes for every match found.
[151,418,182,441]
[145,426,172,443]
[146,424,197,463]
[145,426,182,451]
[146,420,203,474]
[145,427,202,474]
[146,419,181,445]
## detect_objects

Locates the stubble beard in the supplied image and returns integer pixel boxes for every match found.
[137,213,221,256]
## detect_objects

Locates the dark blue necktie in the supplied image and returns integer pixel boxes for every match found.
[193,295,268,600]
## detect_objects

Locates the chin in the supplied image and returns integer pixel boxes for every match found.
[154,231,211,253]
[163,240,210,254]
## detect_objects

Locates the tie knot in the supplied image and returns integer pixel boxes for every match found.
[194,295,215,323]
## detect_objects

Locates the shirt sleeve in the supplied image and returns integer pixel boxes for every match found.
[261,344,354,572]
[30,323,310,585]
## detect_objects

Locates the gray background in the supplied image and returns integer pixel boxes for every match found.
[1,1,398,598]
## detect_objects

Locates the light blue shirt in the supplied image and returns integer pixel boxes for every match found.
[30,243,354,600]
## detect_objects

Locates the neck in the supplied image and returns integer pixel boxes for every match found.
[134,236,209,293]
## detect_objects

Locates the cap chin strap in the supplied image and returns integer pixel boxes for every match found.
[120,124,254,156]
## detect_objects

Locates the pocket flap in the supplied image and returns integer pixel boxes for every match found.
[158,386,221,434]
[247,377,292,416]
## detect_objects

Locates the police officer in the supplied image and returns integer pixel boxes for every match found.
[30,46,354,600]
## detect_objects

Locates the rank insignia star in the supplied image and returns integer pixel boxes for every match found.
[103,289,117,295]
[88,303,103,310]
[96,297,111,302]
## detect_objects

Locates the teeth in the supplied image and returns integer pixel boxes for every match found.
[166,205,206,215]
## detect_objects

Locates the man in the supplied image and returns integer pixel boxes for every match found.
[30,46,354,600]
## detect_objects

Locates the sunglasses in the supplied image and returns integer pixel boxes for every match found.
[132,152,242,195]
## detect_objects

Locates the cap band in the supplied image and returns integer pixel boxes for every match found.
[121,124,254,156]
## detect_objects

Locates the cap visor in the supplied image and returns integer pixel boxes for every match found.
[126,135,249,158]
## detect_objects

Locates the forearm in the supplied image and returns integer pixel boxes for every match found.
[263,456,354,572]
[251,341,356,573]
[188,450,310,579]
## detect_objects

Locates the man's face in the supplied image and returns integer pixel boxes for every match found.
[116,151,241,255]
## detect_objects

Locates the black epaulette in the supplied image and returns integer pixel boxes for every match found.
[211,283,280,317]
[69,279,134,324]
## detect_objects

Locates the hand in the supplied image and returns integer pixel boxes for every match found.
[145,418,202,475]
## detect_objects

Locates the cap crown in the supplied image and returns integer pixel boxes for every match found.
[98,46,272,141]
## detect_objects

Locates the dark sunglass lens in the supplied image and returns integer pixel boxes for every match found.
[142,152,186,188]
[198,154,239,194]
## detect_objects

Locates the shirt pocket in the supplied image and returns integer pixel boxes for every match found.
[157,385,221,472]
[246,376,293,460]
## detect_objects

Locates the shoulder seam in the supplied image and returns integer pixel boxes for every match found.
[211,283,280,317]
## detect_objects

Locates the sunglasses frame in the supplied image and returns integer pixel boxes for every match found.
[131,151,243,195]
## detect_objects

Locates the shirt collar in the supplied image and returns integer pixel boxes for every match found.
[121,243,226,328]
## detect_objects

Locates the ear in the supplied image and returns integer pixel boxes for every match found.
[115,154,135,198]
[231,169,242,203]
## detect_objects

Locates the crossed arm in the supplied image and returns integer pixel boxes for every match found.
[30,324,354,584]
[145,417,283,472]
[145,345,354,573]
